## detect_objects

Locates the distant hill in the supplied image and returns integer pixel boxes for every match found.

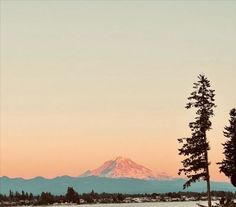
[0,176,235,195]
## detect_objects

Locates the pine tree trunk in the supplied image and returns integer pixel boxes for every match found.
[206,172,212,207]
[204,131,212,207]
[205,150,212,207]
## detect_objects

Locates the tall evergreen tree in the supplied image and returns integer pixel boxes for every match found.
[178,74,216,207]
[218,108,236,187]
[65,187,79,203]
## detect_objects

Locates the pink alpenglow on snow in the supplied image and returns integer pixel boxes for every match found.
[80,156,170,180]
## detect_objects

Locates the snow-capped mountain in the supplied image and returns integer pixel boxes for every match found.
[80,156,170,180]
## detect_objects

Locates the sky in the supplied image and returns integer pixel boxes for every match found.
[1,0,236,182]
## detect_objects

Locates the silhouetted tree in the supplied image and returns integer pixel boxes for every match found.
[15,191,20,201]
[65,187,79,203]
[21,190,25,200]
[83,193,94,203]
[178,74,216,207]
[29,193,34,201]
[117,193,125,202]
[40,192,54,204]
[218,108,236,187]
[9,190,13,201]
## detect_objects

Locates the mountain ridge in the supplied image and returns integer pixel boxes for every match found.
[0,176,234,195]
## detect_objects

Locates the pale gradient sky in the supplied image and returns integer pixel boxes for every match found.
[1,1,236,182]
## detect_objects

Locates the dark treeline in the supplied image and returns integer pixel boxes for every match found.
[1,187,236,206]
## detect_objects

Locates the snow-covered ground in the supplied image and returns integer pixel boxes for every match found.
[31,201,220,207]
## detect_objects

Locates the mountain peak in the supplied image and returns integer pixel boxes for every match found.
[113,156,128,161]
[112,156,132,164]
[80,156,170,180]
